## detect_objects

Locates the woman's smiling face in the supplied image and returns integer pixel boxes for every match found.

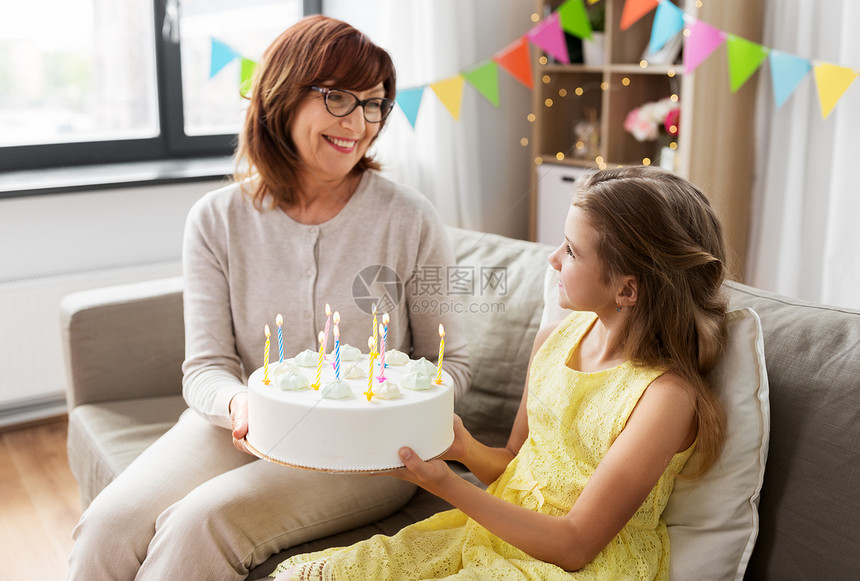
[290,82,385,185]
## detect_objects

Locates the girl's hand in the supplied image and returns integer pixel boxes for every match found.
[441,414,471,463]
[228,392,254,455]
[391,447,454,492]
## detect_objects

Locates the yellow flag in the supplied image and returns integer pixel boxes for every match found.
[813,63,858,120]
[430,75,465,120]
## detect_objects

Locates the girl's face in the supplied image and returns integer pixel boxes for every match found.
[290,82,384,185]
[549,205,617,313]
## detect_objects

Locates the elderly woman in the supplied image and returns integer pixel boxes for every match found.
[67,15,469,580]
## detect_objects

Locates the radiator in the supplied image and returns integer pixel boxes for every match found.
[0,262,181,428]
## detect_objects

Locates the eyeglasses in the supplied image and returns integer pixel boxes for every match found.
[310,86,394,123]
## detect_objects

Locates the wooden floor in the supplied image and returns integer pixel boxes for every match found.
[0,417,81,579]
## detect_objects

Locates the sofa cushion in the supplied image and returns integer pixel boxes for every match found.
[663,307,769,581]
[724,281,860,581]
[67,395,187,508]
[448,227,555,447]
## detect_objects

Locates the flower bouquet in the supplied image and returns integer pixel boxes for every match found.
[624,97,680,170]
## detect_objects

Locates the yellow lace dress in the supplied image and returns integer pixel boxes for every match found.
[273,311,694,580]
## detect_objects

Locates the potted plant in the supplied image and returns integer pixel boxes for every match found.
[583,1,606,66]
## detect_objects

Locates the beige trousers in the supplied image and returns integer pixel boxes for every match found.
[67,409,416,580]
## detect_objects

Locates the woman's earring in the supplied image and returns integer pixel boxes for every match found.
[616,306,622,313]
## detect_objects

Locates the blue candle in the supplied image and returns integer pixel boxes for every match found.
[276,314,284,363]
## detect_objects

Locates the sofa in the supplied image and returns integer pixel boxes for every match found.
[61,226,860,580]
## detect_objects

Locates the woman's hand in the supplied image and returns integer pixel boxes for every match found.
[228,392,254,455]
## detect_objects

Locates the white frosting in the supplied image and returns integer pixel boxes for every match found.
[343,361,365,379]
[401,371,431,391]
[248,353,453,472]
[405,357,437,377]
[321,378,353,400]
[384,349,409,366]
[271,360,300,378]
[339,344,362,361]
[293,349,319,367]
[276,369,311,391]
[374,379,401,399]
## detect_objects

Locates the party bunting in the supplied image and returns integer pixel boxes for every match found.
[527,12,570,64]
[396,86,425,128]
[814,64,859,120]
[430,75,465,120]
[210,38,239,78]
[209,0,859,130]
[649,1,684,53]
[769,51,812,109]
[462,60,501,107]
[558,0,592,41]
[239,58,256,96]
[621,0,659,31]
[683,18,726,74]
[726,35,769,93]
[493,36,533,89]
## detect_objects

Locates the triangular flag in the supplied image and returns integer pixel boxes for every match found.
[649,1,684,53]
[769,50,811,108]
[683,18,726,74]
[620,0,659,31]
[239,58,256,96]
[430,75,465,120]
[210,38,239,78]
[726,34,769,92]
[558,0,592,41]
[813,63,859,120]
[396,86,425,128]
[527,12,570,65]
[462,60,501,107]
[493,36,533,89]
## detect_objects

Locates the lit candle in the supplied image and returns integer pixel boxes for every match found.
[313,330,324,390]
[371,303,378,356]
[365,336,376,401]
[435,323,445,384]
[276,313,284,363]
[333,312,341,379]
[262,324,271,385]
[322,303,332,357]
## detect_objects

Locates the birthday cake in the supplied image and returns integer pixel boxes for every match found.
[246,347,454,472]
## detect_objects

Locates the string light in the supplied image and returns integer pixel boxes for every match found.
[670,94,679,102]
[530,12,540,22]
[558,88,567,97]
[600,81,608,91]
[527,113,536,122]
[643,157,652,166]
[669,141,678,150]
[639,60,648,68]
[622,77,631,86]
[556,152,565,161]
[542,74,551,84]
[535,157,543,165]
[545,98,554,107]
[520,137,529,146]
[667,69,676,78]
[575,87,584,96]
[539,56,548,65]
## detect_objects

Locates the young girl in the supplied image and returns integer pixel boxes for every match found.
[273,166,728,580]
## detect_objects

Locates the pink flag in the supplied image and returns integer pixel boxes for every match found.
[683,18,727,74]
[527,12,570,64]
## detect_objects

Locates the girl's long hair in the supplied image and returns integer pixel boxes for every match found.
[234,15,396,208]
[574,166,728,476]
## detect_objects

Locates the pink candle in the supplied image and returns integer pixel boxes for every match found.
[377,313,389,380]
[321,303,332,356]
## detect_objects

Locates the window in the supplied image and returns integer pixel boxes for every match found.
[0,0,318,173]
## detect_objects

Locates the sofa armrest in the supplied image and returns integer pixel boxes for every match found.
[60,276,185,409]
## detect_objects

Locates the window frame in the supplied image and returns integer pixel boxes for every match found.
[0,0,321,174]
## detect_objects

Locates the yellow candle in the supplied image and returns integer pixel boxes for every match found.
[365,336,376,401]
[435,323,445,384]
[262,324,271,385]
[313,330,325,390]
